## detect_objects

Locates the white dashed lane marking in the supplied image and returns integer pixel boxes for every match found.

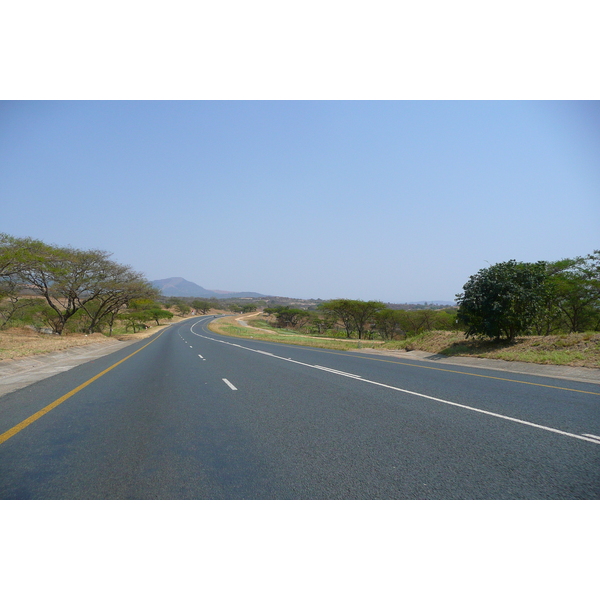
[222,378,237,391]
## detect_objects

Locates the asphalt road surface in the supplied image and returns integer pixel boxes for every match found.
[1,316,599,499]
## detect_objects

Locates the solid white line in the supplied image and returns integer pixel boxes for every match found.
[314,365,363,379]
[582,433,600,441]
[356,377,600,445]
[222,378,237,391]
[188,325,600,446]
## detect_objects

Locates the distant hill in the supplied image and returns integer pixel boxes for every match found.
[151,277,266,299]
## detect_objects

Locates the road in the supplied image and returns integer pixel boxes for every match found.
[1,316,599,499]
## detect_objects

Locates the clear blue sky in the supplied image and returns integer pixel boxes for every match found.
[1,101,598,303]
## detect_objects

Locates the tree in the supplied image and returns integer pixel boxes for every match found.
[374,309,402,340]
[271,306,310,329]
[9,240,114,335]
[0,276,30,328]
[191,299,212,314]
[173,300,191,318]
[321,299,386,339]
[546,252,600,332]
[0,233,25,278]
[146,308,174,325]
[321,299,357,338]
[456,260,548,341]
[77,270,157,334]
[0,233,157,334]
[117,311,150,333]
[308,313,336,335]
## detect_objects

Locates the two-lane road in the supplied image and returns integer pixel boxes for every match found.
[1,316,598,499]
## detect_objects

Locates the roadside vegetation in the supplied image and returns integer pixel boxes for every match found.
[0,233,217,361]
[208,252,600,369]
[379,330,600,368]
[2,232,599,368]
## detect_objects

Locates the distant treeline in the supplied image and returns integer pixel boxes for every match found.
[262,301,456,340]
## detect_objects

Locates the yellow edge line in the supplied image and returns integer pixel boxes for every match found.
[0,329,167,446]
[207,322,600,396]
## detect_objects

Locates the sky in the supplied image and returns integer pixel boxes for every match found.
[1,100,598,303]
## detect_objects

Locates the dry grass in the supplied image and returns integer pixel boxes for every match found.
[0,316,195,361]
[0,328,116,361]
[383,331,600,368]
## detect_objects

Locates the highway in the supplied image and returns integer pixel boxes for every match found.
[1,315,599,499]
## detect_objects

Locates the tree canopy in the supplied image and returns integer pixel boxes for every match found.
[546,251,600,333]
[0,233,156,334]
[456,260,548,341]
[321,299,386,339]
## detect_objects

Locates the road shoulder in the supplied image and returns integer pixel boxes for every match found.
[0,338,139,398]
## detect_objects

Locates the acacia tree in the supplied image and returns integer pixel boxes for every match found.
[77,268,158,334]
[456,260,548,341]
[271,306,310,329]
[0,233,157,335]
[547,252,600,332]
[4,239,90,334]
[0,239,39,328]
[0,233,24,278]
[1,236,51,329]
[374,309,402,340]
[191,299,212,314]
[173,300,191,317]
[321,299,386,339]
[321,299,357,337]
[0,280,38,329]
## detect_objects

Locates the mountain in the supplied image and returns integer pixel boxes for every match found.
[151,277,266,299]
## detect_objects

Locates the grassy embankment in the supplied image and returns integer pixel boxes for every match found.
[208,316,383,351]
[209,315,600,369]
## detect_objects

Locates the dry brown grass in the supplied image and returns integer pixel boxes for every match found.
[0,317,192,361]
[388,330,600,368]
[0,306,221,362]
[0,328,116,361]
